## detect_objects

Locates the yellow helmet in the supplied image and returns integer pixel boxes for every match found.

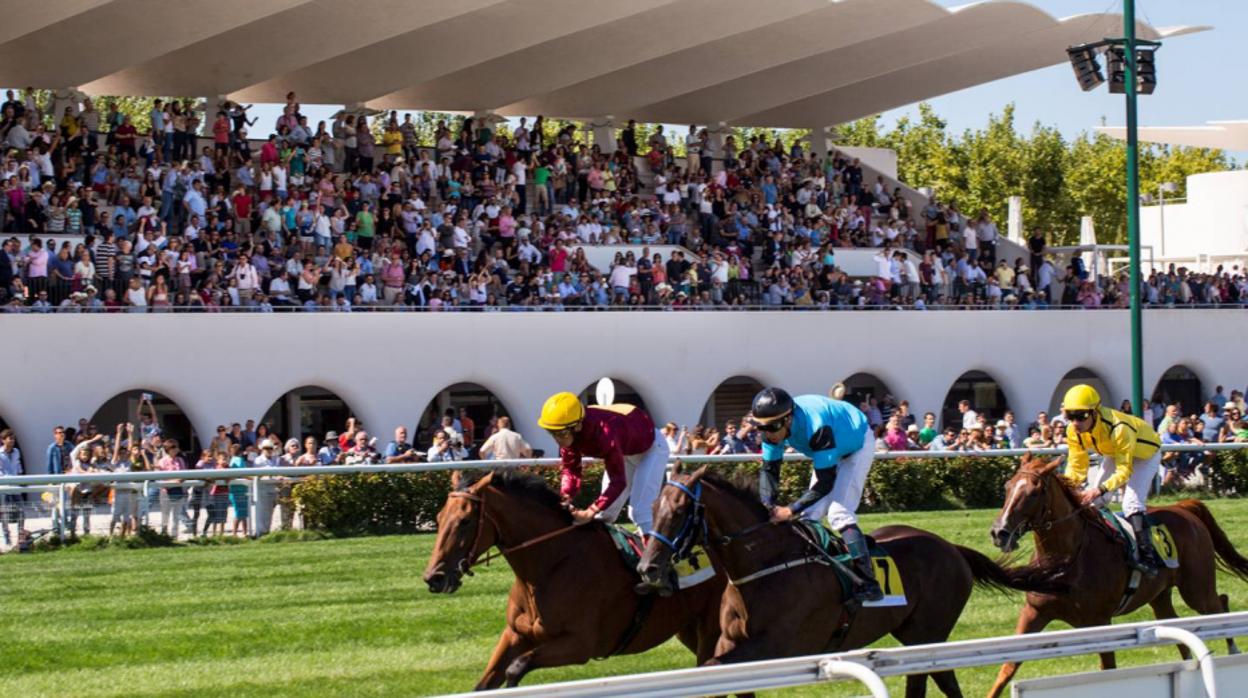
[1062,384,1101,412]
[538,391,585,431]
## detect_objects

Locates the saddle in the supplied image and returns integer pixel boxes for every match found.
[605,523,644,573]
[1095,508,1179,570]
[794,520,906,607]
[607,523,716,589]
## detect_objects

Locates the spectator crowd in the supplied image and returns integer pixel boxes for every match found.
[1,89,1244,313]
[2,383,1246,547]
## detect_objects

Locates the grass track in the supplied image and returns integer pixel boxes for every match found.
[4,498,1248,697]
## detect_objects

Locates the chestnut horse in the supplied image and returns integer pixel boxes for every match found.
[422,470,728,691]
[986,454,1248,697]
[638,467,1068,698]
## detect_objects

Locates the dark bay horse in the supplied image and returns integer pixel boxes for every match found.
[986,454,1248,697]
[638,466,1067,698]
[422,470,728,691]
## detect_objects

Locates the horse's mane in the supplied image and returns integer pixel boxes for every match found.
[462,470,571,522]
[696,471,770,519]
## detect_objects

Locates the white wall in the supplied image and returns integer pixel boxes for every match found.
[1140,169,1248,260]
[1,310,1242,470]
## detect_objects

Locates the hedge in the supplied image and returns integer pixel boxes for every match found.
[289,452,1248,536]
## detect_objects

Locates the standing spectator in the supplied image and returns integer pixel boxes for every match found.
[0,428,22,546]
[318,431,340,464]
[251,440,281,536]
[227,444,250,538]
[383,426,420,463]
[108,424,140,537]
[918,412,938,447]
[458,407,476,453]
[478,416,532,460]
[1000,411,1022,448]
[46,425,70,475]
[204,452,231,537]
[1200,402,1226,443]
[341,431,378,465]
[958,400,979,431]
[156,438,192,537]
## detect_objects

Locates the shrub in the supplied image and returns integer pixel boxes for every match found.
[863,458,950,511]
[1206,449,1248,495]
[944,457,1018,508]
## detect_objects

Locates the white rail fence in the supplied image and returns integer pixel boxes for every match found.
[447,612,1248,698]
[0,443,1242,544]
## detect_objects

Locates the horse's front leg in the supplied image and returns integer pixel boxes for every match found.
[502,633,593,687]
[987,604,1052,698]
[474,627,532,691]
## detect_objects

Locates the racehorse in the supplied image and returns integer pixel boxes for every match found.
[986,453,1248,697]
[637,466,1068,698]
[422,470,729,691]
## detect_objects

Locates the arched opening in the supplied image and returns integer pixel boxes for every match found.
[840,372,898,425]
[259,386,357,446]
[1153,365,1203,416]
[579,378,649,412]
[699,376,764,430]
[88,390,201,453]
[942,371,1010,430]
[416,382,513,454]
[1049,368,1115,416]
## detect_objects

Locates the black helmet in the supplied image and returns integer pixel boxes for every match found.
[749,387,794,426]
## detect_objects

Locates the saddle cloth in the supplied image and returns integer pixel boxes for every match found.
[796,520,907,607]
[1097,509,1180,569]
[606,524,716,588]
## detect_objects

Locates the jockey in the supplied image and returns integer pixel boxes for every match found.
[748,387,883,603]
[538,391,670,537]
[1061,384,1165,575]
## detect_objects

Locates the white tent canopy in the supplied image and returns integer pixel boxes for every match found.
[0,0,1205,128]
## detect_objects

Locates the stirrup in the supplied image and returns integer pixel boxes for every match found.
[1129,552,1160,577]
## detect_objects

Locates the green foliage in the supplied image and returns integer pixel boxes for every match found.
[1206,450,1248,496]
[863,458,951,511]
[835,101,1235,242]
[292,472,452,536]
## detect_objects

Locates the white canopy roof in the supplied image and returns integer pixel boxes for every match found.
[1097,121,1248,151]
[0,0,1206,128]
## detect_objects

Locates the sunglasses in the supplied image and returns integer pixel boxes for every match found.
[545,427,574,439]
[749,419,787,433]
[1065,410,1093,422]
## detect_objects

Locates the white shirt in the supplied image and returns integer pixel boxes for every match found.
[962,410,980,430]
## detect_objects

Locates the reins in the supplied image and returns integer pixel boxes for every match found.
[650,477,830,586]
[448,489,579,571]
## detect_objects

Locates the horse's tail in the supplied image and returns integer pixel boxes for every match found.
[1173,499,1248,582]
[955,545,1069,595]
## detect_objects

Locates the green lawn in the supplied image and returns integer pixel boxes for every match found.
[4,499,1248,697]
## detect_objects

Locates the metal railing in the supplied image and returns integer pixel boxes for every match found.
[448,612,1248,697]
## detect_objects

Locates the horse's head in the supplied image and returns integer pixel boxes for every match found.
[636,464,708,596]
[423,471,498,594]
[991,454,1063,553]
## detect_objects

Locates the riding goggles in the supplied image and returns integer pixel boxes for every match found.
[748,418,787,433]
[1064,410,1093,422]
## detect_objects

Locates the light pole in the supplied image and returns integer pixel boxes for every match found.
[1065,1,1159,418]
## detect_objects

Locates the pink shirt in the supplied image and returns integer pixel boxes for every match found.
[25,249,48,277]
[157,455,186,472]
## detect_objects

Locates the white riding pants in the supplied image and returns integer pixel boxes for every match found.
[1093,451,1161,516]
[798,443,875,531]
[596,428,670,532]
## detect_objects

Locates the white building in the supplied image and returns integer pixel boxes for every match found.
[0,310,1238,472]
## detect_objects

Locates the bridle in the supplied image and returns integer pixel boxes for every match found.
[645,479,708,559]
[1000,469,1088,543]
[444,489,578,574]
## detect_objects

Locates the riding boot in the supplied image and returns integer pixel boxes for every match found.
[1127,512,1161,577]
[840,524,884,603]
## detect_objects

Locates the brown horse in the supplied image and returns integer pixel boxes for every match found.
[986,454,1248,697]
[422,470,728,691]
[637,466,1068,698]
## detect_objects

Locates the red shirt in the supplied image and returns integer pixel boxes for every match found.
[560,405,656,511]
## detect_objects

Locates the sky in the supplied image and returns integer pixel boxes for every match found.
[895,0,1247,160]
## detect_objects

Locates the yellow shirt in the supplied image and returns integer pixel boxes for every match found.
[383,130,403,156]
[1064,406,1161,492]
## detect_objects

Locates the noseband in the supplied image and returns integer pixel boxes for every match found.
[445,489,578,572]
